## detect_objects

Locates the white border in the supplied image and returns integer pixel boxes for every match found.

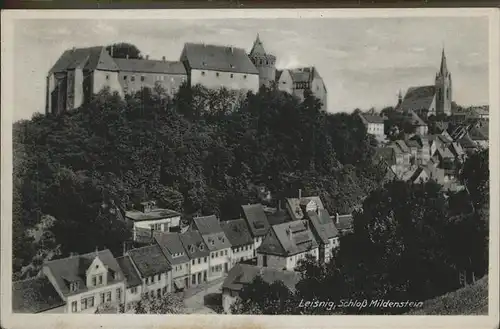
[1,8,499,329]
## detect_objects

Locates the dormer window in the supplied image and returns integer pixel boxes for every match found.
[199,244,204,251]
[189,245,195,253]
[211,240,214,246]
[70,282,79,292]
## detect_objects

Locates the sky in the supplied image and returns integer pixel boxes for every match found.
[12,17,489,122]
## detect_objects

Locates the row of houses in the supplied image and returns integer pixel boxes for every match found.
[13,194,353,315]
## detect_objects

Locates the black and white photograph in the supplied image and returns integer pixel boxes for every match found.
[1,8,499,329]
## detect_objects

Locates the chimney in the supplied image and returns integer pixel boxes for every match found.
[162,56,166,61]
[335,213,340,224]
[298,189,302,199]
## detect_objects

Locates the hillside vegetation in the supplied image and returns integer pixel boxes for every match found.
[13,84,384,279]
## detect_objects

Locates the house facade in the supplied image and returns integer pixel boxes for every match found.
[153,232,191,292]
[125,201,181,242]
[241,204,271,258]
[179,230,210,287]
[115,255,143,312]
[306,209,339,263]
[126,245,172,301]
[42,249,126,314]
[192,215,233,280]
[358,113,386,141]
[257,220,319,271]
[221,218,255,266]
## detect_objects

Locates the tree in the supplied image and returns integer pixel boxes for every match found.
[106,43,143,59]
[133,293,184,314]
[460,148,489,219]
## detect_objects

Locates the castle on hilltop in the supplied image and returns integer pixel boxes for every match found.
[46,35,327,115]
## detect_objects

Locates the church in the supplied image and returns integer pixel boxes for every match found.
[397,48,453,118]
[45,35,327,115]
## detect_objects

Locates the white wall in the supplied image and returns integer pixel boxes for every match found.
[93,70,123,97]
[134,216,181,233]
[257,253,286,270]
[66,281,125,314]
[190,69,259,93]
[141,271,171,299]
[230,244,254,266]
[222,289,238,314]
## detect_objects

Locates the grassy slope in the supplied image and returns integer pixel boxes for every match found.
[407,276,488,315]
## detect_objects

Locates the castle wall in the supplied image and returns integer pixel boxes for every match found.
[277,70,294,94]
[190,69,259,93]
[118,71,187,97]
[93,70,123,97]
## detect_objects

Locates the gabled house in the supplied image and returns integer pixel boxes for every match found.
[241,204,271,257]
[410,134,431,164]
[178,230,210,287]
[115,255,143,312]
[126,244,172,301]
[257,220,319,271]
[221,219,255,267]
[285,193,325,222]
[192,215,232,280]
[125,201,181,242]
[12,276,66,313]
[358,113,386,141]
[221,264,301,314]
[306,209,339,263]
[42,249,126,314]
[276,66,327,111]
[153,232,191,292]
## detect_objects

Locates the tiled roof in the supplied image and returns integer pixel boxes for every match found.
[193,215,222,235]
[49,46,119,73]
[153,232,190,265]
[258,220,319,257]
[333,214,354,232]
[43,249,124,298]
[287,67,322,84]
[286,197,325,222]
[222,264,301,292]
[178,230,210,259]
[127,244,171,278]
[200,231,232,252]
[221,219,254,248]
[435,146,455,159]
[181,43,259,74]
[125,208,180,222]
[241,204,271,238]
[114,58,187,75]
[360,113,385,124]
[266,210,291,226]
[307,209,338,244]
[409,167,427,183]
[400,85,436,112]
[12,276,65,313]
[115,256,142,288]
[249,34,268,56]
[374,147,396,166]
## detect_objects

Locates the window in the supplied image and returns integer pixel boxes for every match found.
[157,289,161,297]
[98,275,103,285]
[162,286,167,295]
[92,276,97,286]
[211,253,214,259]
[106,291,112,302]
[179,264,182,270]
[192,260,195,265]
[216,72,220,77]
[198,258,201,264]
[141,76,145,82]
[106,74,110,80]
[131,287,138,294]
[243,75,247,79]
[192,274,196,285]
[100,293,105,304]
[157,274,161,282]
[81,298,88,310]
[71,301,77,312]
[131,76,135,82]
[150,291,154,299]
[89,296,95,307]
[151,276,155,284]
[225,250,228,256]
[230,74,234,78]
[204,257,207,263]
[216,251,219,257]
[116,288,122,301]
[201,71,205,76]
[123,76,127,80]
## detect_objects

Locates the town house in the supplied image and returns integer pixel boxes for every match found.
[285,193,325,222]
[257,220,319,271]
[125,201,181,243]
[306,209,339,263]
[241,204,271,258]
[126,244,172,301]
[179,230,210,287]
[192,215,232,280]
[221,219,255,267]
[221,264,301,314]
[410,134,431,165]
[358,113,386,141]
[115,255,143,312]
[42,249,126,314]
[153,231,191,292]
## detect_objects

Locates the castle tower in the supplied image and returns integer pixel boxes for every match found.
[249,34,276,88]
[434,48,452,116]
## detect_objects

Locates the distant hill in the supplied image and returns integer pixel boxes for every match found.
[407,276,488,315]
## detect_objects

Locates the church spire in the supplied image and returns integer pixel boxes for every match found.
[439,47,448,76]
[250,33,267,56]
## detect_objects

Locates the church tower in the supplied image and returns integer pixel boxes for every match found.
[434,48,452,116]
[249,34,276,88]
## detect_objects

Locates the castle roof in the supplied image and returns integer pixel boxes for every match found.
[399,85,436,112]
[49,46,119,74]
[249,34,268,56]
[439,48,449,76]
[287,67,322,83]
[180,43,259,75]
[114,58,187,75]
